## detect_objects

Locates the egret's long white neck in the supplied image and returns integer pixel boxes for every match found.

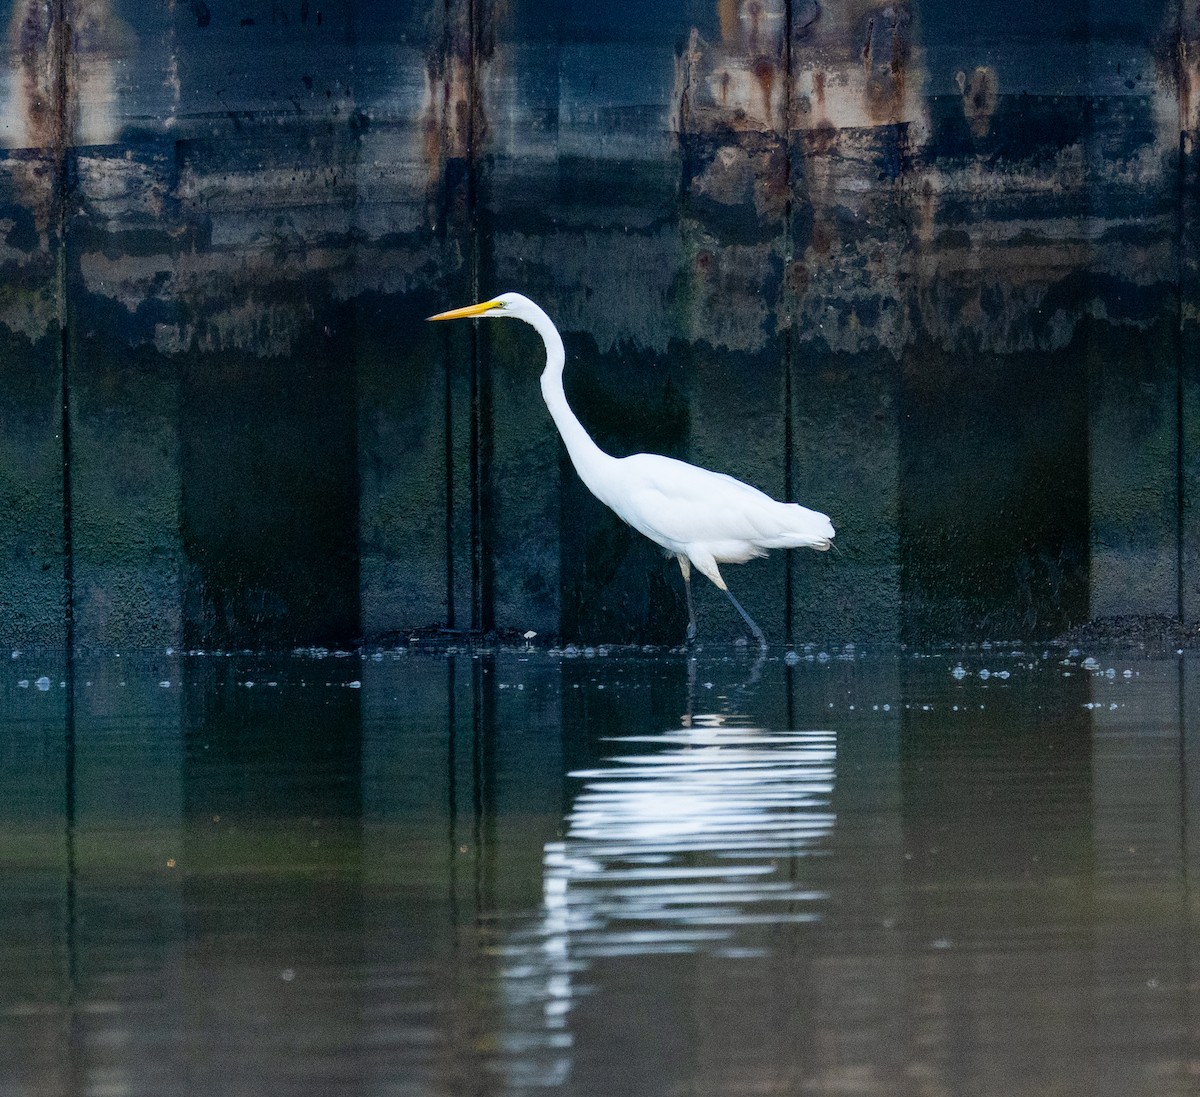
[524,305,614,490]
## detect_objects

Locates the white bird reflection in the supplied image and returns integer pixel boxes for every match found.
[499,716,837,1085]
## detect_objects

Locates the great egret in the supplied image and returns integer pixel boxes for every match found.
[427,292,834,648]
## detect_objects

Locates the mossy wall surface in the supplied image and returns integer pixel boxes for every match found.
[0,0,1196,647]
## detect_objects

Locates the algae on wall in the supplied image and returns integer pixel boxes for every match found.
[0,0,1193,647]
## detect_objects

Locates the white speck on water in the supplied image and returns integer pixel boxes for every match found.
[17,680,28,688]
[1082,656,1100,671]
[978,669,990,680]
[165,647,174,656]
[523,630,537,641]
[883,704,890,712]
[280,969,295,982]
[817,652,830,663]
[159,681,171,689]
[9,651,18,660]
[704,682,713,689]
[952,664,967,679]
[244,681,255,688]
[996,670,1010,679]
[1123,669,1133,678]
[35,677,50,692]
[348,680,361,689]
[371,652,383,662]
[1105,668,1115,679]
[785,651,800,665]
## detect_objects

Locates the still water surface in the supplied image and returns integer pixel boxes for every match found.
[0,644,1197,1096]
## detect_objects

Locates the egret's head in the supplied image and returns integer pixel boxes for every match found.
[427,292,536,323]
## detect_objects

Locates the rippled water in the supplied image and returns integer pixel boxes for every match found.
[0,644,1197,1095]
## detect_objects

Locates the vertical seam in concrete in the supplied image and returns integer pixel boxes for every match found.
[466,0,483,631]
[782,0,795,645]
[50,0,79,1061]
[1177,126,1187,624]
[52,0,74,657]
[441,0,458,630]
[466,0,494,634]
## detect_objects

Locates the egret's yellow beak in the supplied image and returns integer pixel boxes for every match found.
[426,299,503,322]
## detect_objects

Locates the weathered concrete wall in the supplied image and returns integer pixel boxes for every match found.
[0,0,1195,648]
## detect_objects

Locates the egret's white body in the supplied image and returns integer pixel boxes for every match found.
[428,292,834,647]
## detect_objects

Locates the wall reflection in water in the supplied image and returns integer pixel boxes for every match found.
[0,647,1196,1096]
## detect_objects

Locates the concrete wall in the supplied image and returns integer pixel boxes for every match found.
[0,0,1196,649]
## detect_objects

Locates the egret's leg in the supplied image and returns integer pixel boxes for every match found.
[724,586,768,652]
[678,556,697,644]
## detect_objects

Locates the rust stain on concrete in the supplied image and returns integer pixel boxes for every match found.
[5,0,130,151]
[959,66,999,139]
[419,0,495,222]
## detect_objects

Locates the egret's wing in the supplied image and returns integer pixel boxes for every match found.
[612,453,824,548]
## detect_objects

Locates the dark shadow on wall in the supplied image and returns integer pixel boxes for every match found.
[179,317,361,650]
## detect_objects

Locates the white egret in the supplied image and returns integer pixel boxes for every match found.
[428,292,834,648]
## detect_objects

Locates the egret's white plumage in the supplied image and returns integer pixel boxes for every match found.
[428,292,834,647]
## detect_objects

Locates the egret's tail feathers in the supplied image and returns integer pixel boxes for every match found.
[775,504,835,551]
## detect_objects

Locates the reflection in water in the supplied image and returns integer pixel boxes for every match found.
[502,709,836,1086]
[553,724,834,949]
[0,648,1197,1096]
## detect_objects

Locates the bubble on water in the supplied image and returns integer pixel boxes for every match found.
[978,669,990,680]
[35,677,50,692]
[951,665,967,680]
[1082,656,1100,671]
[1123,669,1133,678]
[996,670,1010,680]
[17,680,28,688]
[784,651,800,665]
[159,680,171,689]
[348,680,361,689]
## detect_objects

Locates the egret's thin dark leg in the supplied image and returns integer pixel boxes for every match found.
[678,556,697,644]
[724,586,768,652]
